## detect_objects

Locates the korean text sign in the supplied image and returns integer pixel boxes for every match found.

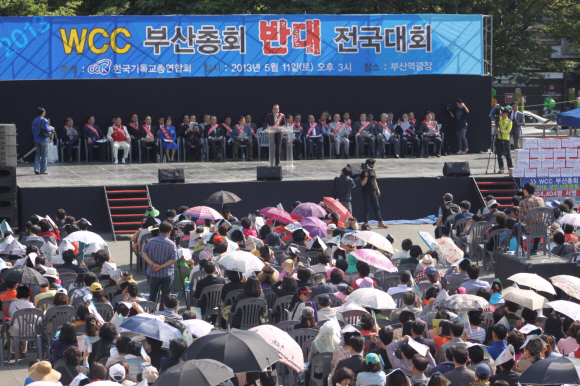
[521,177,580,199]
[0,14,483,80]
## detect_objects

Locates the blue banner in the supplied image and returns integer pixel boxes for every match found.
[0,14,483,80]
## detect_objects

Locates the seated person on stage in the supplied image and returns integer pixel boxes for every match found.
[61,117,80,163]
[319,111,331,150]
[418,111,442,158]
[375,112,400,159]
[139,116,160,163]
[232,116,254,161]
[83,115,107,162]
[304,115,325,160]
[282,114,303,160]
[127,114,141,161]
[159,116,178,162]
[221,116,234,144]
[107,116,131,164]
[409,111,417,127]
[205,115,225,162]
[329,113,351,159]
[245,115,259,159]
[179,117,203,162]
[354,113,376,158]
[395,113,420,158]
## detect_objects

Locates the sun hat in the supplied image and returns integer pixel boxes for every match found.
[144,206,160,218]
[142,366,159,383]
[43,267,59,280]
[419,255,436,267]
[27,361,61,382]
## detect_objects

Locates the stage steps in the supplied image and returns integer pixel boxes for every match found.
[104,185,151,241]
[473,177,519,210]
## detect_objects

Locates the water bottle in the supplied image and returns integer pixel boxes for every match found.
[157,154,160,163]
[242,152,246,161]
[517,245,523,258]
[163,154,166,163]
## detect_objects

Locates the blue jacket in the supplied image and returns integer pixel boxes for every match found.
[83,123,105,142]
[32,116,51,143]
[232,124,253,141]
[304,122,324,137]
[487,340,508,360]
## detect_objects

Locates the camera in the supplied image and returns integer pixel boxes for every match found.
[492,106,502,121]
[360,160,375,175]
[444,103,455,113]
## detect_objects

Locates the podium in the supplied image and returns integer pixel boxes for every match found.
[264,126,302,168]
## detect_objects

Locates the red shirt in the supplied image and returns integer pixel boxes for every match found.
[0,290,17,302]
[38,230,60,243]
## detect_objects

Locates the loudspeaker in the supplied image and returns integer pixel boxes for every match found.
[0,167,17,228]
[443,162,471,177]
[257,166,283,181]
[158,168,185,183]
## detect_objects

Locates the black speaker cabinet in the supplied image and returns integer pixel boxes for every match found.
[257,166,283,181]
[158,168,185,183]
[443,162,471,177]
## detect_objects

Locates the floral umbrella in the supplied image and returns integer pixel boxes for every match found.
[249,325,304,372]
[351,231,395,254]
[548,300,580,321]
[347,249,397,272]
[346,288,397,309]
[417,231,444,260]
[259,207,293,224]
[435,237,464,265]
[217,250,265,273]
[559,213,580,227]
[438,294,490,312]
[551,275,580,300]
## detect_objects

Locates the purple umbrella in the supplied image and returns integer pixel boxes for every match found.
[301,216,328,238]
[291,202,326,219]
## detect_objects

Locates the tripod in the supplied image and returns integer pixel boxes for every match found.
[485,131,498,174]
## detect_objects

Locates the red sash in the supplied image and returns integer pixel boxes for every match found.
[160,125,172,140]
[207,124,219,136]
[64,125,76,136]
[377,121,392,135]
[129,122,138,132]
[423,120,437,133]
[221,123,233,133]
[111,125,126,142]
[345,119,351,128]
[332,122,345,135]
[319,120,329,130]
[235,124,252,137]
[411,119,417,126]
[294,123,302,131]
[275,113,285,126]
[307,123,319,136]
[85,124,99,137]
[357,121,371,134]
[142,125,154,138]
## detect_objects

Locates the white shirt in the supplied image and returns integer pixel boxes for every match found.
[387,284,413,296]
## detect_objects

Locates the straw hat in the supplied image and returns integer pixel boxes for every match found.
[27,361,61,382]
[419,255,436,267]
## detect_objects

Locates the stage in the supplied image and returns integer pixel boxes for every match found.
[17,153,493,187]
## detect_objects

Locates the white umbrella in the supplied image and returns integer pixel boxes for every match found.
[502,287,549,310]
[350,231,395,254]
[64,230,107,246]
[548,300,580,321]
[508,273,556,295]
[181,319,214,338]
[217,250,265,273]
[346,288,397,310]
[333,302,367,313]
[559,213,580,227]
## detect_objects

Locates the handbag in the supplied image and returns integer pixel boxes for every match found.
[39,118,51,137]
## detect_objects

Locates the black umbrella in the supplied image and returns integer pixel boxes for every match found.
[182,329,280,373]
[518,356,580,385]
[204,190,241,206]
[152,359,234,386]
[0,266,48,286]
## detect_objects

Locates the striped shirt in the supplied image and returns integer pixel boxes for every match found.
[519,194,545,225]
[143,235,177,278]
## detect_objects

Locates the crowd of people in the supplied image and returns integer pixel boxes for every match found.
[31,100,471,172]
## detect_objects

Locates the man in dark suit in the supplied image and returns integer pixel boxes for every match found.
[263,104,286,166]
[193,261,226,312]
[127,113,142,161]
[61,117,80,162]
[304,115,325,160]
[310,274,339,298]
[139,116,159,163]
[510,103,525,149]
[489,359,521,386]
[353,113,375,158]
[335,336,365,376]
[83,115,107,162]
[204,115,226,161]
[375,112,400,159]
[444,346,476,386]
[411,320,437,357]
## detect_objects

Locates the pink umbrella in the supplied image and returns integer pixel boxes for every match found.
[183,206,224,220]
[347,249,397,272]
[323,197,351,223]
[291,202,326,219]
[259,207,293,224]
[249,325,304,372]
[301,216,328,238]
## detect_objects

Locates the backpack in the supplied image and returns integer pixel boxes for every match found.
[441,202,461,224]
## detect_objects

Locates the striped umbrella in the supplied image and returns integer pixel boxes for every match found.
[183,206,224,220]
[259,207,293,224]
[551,275,580,300]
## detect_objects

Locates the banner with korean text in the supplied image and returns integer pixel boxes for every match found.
[0,14,483,80]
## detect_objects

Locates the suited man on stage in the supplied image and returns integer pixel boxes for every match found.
[263,104,286,166]
[127,114,141,161]
[354,113,376,158]
[510,103,524,149]
[304,115,325,160]
[139,116,160,163]
[374,112,400,159]
[83,116,107,162]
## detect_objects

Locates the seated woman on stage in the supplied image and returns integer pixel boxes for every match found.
[159,116,179,162]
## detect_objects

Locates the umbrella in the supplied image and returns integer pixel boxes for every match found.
[182,329,280,373]
[323,197,351,223]
[0,236,26,256]
[291,203,326,218]
[204,190,241,206]
[334,302,367,313]
[64,231,106,246]
[119,315,182,342]
[153,359,235,386]
[259,207,293,225]
[249,325,304,372]
[183,206,224,220]
[347,249,397,273]
[301,217,328,238]
[350,231,395,254]
[518,356,580,385]
[547,300,580,321]
[439,294,490,312]
[346,288,397,310]
[217,250,265,273]
[559,213,580,227]
[417,231,444,261]
[0,266,48,286]
[434,237,464,265]
[551,275,580,300]
[502,287,549,310]
[181,319,214,338]
[508,273,556,295]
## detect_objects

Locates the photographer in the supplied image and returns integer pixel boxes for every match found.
[496,108,513,174]
[332,166,356,214]
[490,103,501,129]
[360,159,388,229]
[449,98,470,154]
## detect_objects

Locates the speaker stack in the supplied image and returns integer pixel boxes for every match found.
[0,124,18,228]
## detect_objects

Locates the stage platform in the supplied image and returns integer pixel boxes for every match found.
[16,153,493,187]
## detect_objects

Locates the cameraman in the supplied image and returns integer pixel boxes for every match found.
[490,103,501,129]
[332,166,356,214]
[360,159,388,229]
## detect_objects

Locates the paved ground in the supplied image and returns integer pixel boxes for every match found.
[0,223,495,382]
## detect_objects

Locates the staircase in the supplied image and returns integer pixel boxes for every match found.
[104,185,151,240]
[473,177,519,210]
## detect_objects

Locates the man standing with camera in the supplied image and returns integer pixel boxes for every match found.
[360,159,388,228]
[332,166,356,214]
